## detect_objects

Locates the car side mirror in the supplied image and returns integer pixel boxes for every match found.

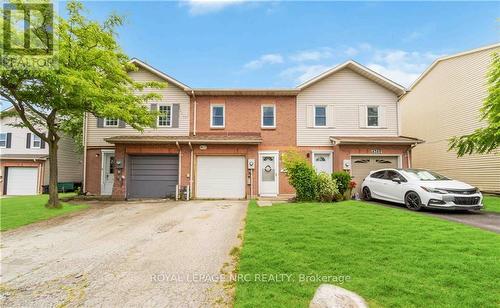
[392,177,402,184]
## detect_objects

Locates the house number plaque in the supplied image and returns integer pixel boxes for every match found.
[371,149,382,154]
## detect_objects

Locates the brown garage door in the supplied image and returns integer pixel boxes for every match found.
[351,156,399,193]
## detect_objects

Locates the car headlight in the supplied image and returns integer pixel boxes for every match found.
[420,186,448,194]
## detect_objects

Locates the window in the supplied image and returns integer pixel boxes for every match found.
[211,105,225,128]
[367,106,379,127]
[405,169,450,181]
[370,170,386,179]
[261,105,275,128]
[158,105,172,127]
[315,106,326,127]
[0,133,6,148]
[32,134,42,148]
[384,170,406,182]
[104,118,119,127]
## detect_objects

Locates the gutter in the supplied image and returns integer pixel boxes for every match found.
[191,90,197,136]
[188,141,193,199]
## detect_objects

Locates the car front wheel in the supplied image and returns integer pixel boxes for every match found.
[362,187,372,201]
[405,192,422,211]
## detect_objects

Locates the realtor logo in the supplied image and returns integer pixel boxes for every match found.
[2,2,56,69]
[3,2,54,55]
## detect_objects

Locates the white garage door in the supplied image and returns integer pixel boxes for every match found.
[6,167,39,195]
[196,156,246,199]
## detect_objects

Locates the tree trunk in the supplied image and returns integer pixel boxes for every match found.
[46,140,61,208]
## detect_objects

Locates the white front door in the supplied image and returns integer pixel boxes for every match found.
[101,151,115,195]
[259,152,278,196]
[312,152,333,174]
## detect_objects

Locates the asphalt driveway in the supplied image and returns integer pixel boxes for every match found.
[0,199,247,307]
[367,200,500,233]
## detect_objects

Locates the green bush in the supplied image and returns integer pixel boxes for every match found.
[283,151,317,201]
[316,172,339,202]
[332,171,352,195]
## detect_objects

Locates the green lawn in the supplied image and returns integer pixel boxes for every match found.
[0,193,88,231]
[235,201,500,308]
[483,195,500,213]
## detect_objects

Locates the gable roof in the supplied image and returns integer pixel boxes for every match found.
[408,42,500,91]
[296,60,407,96]
[129,58,191,91]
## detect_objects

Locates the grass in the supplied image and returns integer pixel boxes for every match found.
[483,195,500,213]
[235,200,500,308]
[0,193,88,231]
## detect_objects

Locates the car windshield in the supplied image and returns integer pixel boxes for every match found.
[404,169,450,181]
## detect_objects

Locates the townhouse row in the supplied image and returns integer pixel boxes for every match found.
[83,59,422,200]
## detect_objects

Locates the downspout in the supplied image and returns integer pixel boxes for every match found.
[176,141,181,200]
[407,143,417,168]
[191,90,197,136]
[189,141,193,199]
[82,112,88,193]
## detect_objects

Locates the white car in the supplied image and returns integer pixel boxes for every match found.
[361,168,483,211]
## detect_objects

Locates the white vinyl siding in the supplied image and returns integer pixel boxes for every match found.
[0,117,47,155]
[86,67,190,147]
[400,46,500,192]
[297,68,399,146]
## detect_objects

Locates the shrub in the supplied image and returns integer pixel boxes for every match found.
[332,171,352,195]
[282,151,317,201]
[316,172,339,202]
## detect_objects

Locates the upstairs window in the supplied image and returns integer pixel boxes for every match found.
[315,106,326,127]
[104,118,119,127]
[158,104,172,127]
[261,105,276,128]
[0,133,6,148]
[32,134,42,148]
[367,106,379,127]
[211,105,225,128]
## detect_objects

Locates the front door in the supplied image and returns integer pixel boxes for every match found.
[101,151,115,195]
[259,153,278,196]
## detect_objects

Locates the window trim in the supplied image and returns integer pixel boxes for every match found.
[210,104,225,129]
[157,103,173,128]
[261,104,276,129]
[103,118,119,128]
[314,105,327,128]
[31,134,42,149]
[0,133,7,148]
[366,105,380,128]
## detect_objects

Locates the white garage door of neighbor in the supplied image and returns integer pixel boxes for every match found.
[6,167,39,195]
[196,156,246,199]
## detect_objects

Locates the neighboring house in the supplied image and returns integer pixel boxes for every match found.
[400,43,500,193]
[295,61,423,191]
[0,114,83,195]
[84,58,422,200]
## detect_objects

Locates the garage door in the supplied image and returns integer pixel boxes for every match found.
[6,167,38,195]
[127,155,179,199]
[196,156,245,199]
[351,156,399,192]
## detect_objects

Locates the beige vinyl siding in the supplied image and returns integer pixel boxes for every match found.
[400,46,500,192]
[297,68,399,146]
[86,67,190,147]
[43,135,83,184]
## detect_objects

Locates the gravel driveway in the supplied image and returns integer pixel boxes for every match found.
[1,200,247,307]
